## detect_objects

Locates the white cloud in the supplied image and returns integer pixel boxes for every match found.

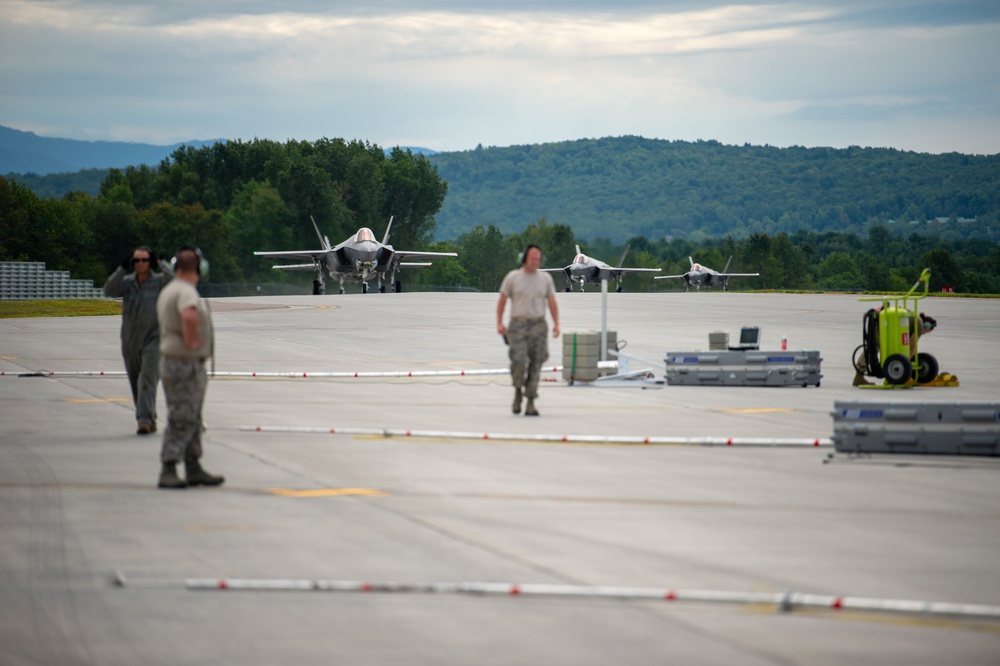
[1,1,997,153]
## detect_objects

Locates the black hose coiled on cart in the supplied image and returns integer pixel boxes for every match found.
[859,308,882,378]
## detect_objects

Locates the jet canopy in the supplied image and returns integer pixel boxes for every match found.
[355,228,376,243]
[573,253,589,264]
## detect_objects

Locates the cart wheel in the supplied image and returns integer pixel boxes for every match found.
[883,354,912,385]
[916,352,938,384]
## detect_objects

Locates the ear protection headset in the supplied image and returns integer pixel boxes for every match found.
[133,246,158,271]
[520,243,542,265]
[171,245,210,282]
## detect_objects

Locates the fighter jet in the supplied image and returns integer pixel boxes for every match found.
[654,256,759,291]
[254,216,457,294]
[542,244,661,292]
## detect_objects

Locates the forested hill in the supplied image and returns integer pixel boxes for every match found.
[0,125,223,175]
[427,137,999,241]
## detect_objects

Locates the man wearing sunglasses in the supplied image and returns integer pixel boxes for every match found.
[103,246,174,434]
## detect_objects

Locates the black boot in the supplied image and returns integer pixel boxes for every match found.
[158,461,187,489]
[186,455,225,487]
[524,398,539,416]
[512,387,523,414]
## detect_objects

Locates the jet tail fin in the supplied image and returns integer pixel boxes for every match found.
[310,216,332,251]
[381,216,394,246]
[615,244,631,269]
[689,256,695,268]
[723,255,734,274]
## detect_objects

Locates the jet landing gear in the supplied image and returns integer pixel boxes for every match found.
[378,280,401,293]
[313,279,325,295]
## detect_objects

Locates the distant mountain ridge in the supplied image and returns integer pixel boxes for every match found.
[426,137,999,239]
[0,125,225,175]
[0,125,436,175]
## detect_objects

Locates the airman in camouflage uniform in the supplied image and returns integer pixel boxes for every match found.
[496,244,561,416]
[155,247,223,489]
[103,246,173,434]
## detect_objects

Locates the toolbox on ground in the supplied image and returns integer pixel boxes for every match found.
[665,350,822,387]
[832,400,1000,456]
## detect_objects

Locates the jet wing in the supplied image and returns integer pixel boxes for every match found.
[719,272,760,278]
[541,267,573,280]
[254,250,328,263]
[654,274,688,280]
[268,263,317,271]
[399,262,432,267]
[611,267,662,274]
[392,250,458,262]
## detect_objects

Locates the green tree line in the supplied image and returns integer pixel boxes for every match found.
[2,138,447,285]
[2,137,998,294]
[438,221,1000,294]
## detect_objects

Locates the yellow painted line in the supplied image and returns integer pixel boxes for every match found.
[714,408,800,414]
[264,488,389,498]
[64,397,131,403]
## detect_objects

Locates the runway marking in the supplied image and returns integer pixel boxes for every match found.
[112,576,1000,626]
[714,408,801,414]
[741,604,1000,633]
[64,397,131,403]
[264,487,389,498]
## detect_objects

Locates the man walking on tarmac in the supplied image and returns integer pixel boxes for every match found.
[103,246,173,434]
[496,244,560,416]
[155,246,224,489]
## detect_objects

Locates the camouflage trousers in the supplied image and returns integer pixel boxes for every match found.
[159,357,207,463]
[123,340,159,426]
[507,318,549,400]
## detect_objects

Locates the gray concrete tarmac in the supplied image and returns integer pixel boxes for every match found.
[2,291,999,665]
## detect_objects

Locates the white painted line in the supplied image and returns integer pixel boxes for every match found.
[239,424,831,447]
[111,573,1000,620]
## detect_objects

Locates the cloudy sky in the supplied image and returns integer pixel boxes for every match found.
[2,0,998,154]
